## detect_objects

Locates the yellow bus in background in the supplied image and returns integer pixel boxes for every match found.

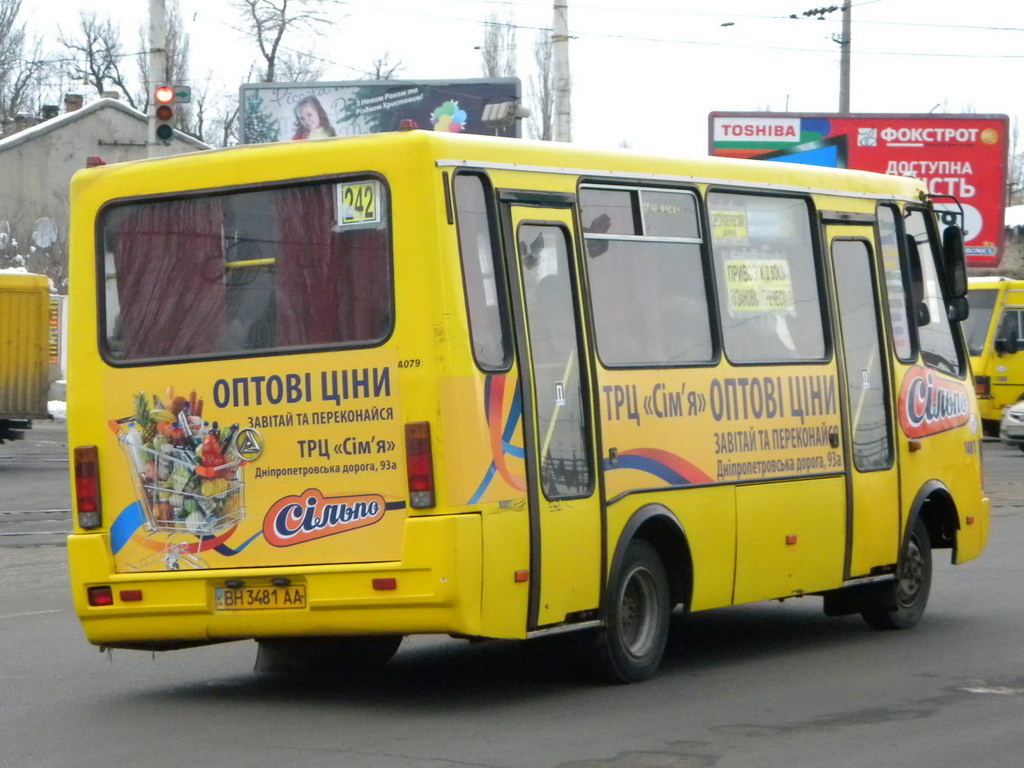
[66,131,988,683]
[965,276,1024,434]
[0,271,51,443]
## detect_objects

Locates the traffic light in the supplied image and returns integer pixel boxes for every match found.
[154,85,175,142]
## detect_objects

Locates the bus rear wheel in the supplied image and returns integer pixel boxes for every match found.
[861,518,932,630]
[591,539,670,683]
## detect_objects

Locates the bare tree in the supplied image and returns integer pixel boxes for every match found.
[480,12,516,78]
[232,0,339,83]
[1008,119,1023,207]
[213,100,242,146]
[528,30,553,141]
[275,51,325,82]
[59,11,139,108]
[366,51,404,80]
[0,0,48,126]
[198,63,258,147]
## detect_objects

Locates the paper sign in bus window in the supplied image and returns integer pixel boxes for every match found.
[711,210,748,241]
[336,180,381,227]
[725,258,795,314]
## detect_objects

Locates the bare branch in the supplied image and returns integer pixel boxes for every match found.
[232,0,340,83]
[480,12,516,78]
[59,11,138,108]
[528,30,553,141]
[366,51,404,81]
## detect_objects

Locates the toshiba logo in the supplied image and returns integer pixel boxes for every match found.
[718,124,798,138]
[713,118,801,144]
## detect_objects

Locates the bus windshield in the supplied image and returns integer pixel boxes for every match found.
[965,288,998,356]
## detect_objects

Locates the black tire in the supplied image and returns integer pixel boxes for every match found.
[861,518,932,630]
[591,539,670,683]
[255,635,403,679]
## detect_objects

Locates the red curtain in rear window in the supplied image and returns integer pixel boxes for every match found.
[114,198,226,359]
[275,185,390,347]
[108,181,391,361]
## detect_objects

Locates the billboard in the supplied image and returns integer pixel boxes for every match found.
[240,78,523,145]
[709,112,1009,267]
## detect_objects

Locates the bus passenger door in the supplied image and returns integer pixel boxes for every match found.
[500,201,602,629]
[828,229,900,577]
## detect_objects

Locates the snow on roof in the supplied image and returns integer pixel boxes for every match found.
[0,97,208,153]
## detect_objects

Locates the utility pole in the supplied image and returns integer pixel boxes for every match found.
[148,0,167,155]
[552,0,571,142]
[838,0,851,113]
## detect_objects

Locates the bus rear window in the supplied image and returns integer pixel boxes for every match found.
[101,178,392,362]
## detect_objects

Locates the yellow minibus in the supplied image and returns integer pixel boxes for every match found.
[965,276,1024,434]
[66,130,988,682]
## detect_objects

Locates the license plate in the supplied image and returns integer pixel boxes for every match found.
[214,584,307,611]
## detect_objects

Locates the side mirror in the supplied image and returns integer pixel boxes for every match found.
[947,296,969,323]
[916,301,931,326]
[942,225,968,299]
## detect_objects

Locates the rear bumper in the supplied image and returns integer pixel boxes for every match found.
[69,513,485,648]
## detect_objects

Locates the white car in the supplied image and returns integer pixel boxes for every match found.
[999,400,1024,451]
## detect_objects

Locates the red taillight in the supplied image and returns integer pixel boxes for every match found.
[87,586,113,606]
[74,445,102,529]
[405,421,435,508]
[975,375,991,398]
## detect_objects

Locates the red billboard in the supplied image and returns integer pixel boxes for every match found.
[708,112,1009,267]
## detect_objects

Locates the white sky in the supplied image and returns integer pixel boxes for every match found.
[28,0,1024,155]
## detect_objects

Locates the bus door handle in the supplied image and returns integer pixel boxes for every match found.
[608,447,619,468]
[908,439,923,452]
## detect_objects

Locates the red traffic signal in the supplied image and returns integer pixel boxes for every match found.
[154,85,175,141]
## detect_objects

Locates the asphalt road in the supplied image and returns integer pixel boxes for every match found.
[1,423,1022,768]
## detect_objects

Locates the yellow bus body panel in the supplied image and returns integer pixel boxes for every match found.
[70,513,483,645]
[0,273,50,420]
[968,278,1024,424]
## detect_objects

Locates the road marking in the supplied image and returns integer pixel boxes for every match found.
[0,609,62,619]
[0,511,72,518]
[959,686,1024,696]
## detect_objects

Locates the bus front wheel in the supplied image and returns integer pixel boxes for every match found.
[591,539,670,683]
[861,518,932,630]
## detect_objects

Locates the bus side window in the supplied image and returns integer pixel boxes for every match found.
[707,191,825,364]
[580,185,713,367]
[876,204,915,361]
[453,173,511,371]
[903,208,963,377]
